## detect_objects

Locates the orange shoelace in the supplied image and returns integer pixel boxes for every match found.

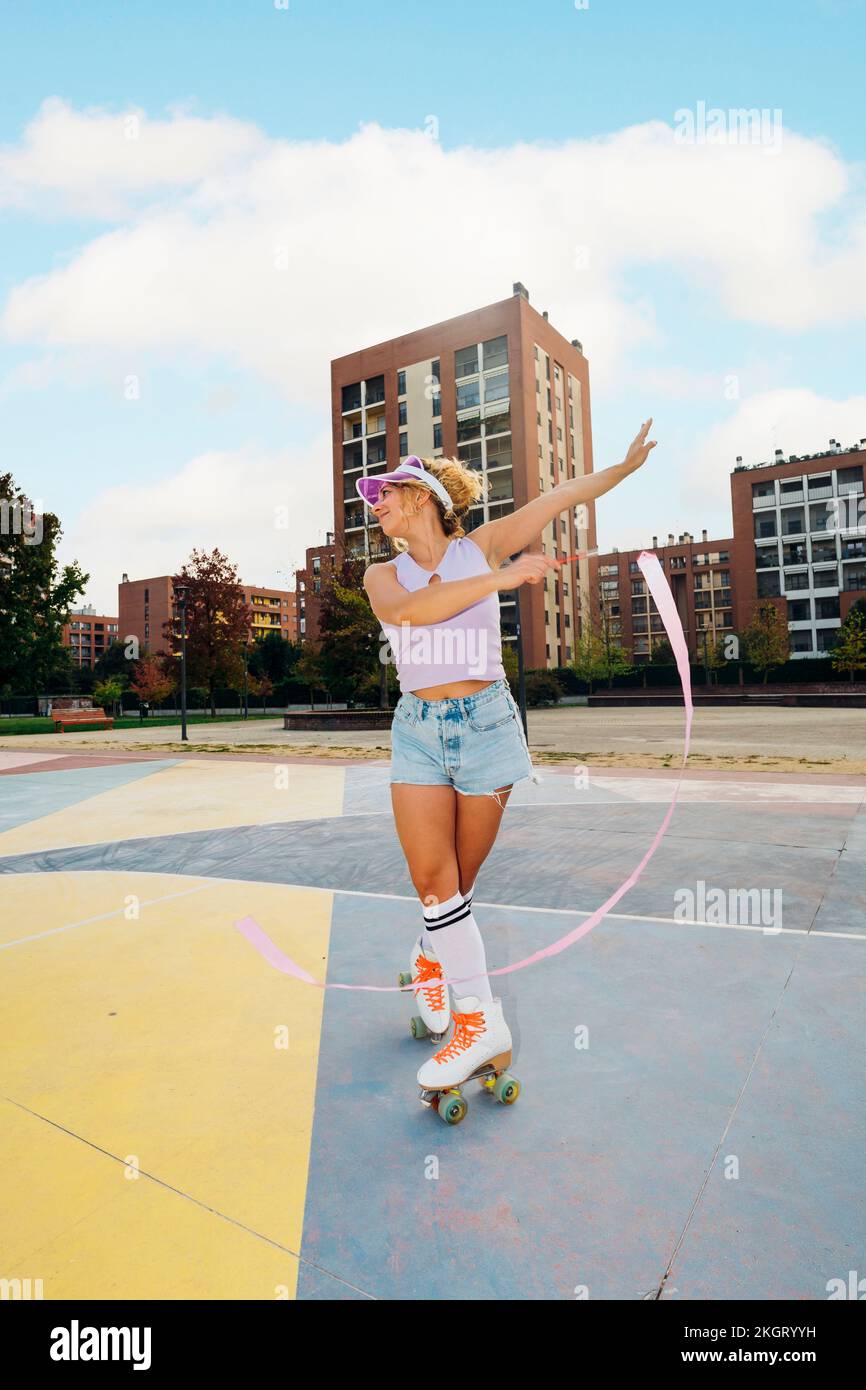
[413,952,446,1012]
[433,1009,486,1065]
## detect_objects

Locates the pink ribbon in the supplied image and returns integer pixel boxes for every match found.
[235,550,693,991]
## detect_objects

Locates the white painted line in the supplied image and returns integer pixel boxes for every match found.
[0,880,222,949]
[2,869,860,946]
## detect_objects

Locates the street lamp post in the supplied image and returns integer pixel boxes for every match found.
[243,639,250,719]
[508,552,529,741]
[175,583,189,742]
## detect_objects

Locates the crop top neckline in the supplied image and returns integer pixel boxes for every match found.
[399,535,485,579]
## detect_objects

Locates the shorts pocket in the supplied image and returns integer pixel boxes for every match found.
[392,701,417,727]
[468,693,515,734]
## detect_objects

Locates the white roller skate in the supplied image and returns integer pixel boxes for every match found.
[416,996,521,1126]
[397,936,450,1041]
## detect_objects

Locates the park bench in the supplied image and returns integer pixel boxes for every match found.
[52,708,114,732]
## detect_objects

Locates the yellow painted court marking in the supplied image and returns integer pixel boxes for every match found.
[0,872,333,1299]
[0,1102,305,1301]
[0,758,345,857]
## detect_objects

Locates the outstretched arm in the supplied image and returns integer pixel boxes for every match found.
[472,418,657,567]
[364,552,559,628]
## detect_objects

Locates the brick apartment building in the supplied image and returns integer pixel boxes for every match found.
[590,436,866,665]
[62,607,120,668]
[118,574,298,654]
[330,283,597,669]
[295,534,337,644]
[731,439,866,657]
[591,531,735,662]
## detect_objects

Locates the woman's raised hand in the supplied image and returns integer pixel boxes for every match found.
[623,418,657,474]
[497,552,560,589]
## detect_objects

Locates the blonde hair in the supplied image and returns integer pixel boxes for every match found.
[388,455,487,554]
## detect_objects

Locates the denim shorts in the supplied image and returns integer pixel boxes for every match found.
[390,678,534,799]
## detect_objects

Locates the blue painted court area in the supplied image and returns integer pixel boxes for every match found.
[1,749,863,1300]
[0,758,181,834]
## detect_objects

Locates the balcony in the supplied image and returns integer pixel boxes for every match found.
[755,549,780,570]
[752,492,776,509]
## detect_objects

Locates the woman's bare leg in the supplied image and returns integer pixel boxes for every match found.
[390,784,459,906]
[454,786,512,897]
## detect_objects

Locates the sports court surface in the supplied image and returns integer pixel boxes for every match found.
[1,744,864,1300]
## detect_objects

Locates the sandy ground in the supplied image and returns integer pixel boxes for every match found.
[3,706,866,775]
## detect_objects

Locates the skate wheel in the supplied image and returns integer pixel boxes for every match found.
[410,1015,429,1040]
[438,1090,467,1126]
[398,971,413,988]
[492,1073,520,1105]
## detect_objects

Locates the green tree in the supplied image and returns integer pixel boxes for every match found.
[525,671,564,706]
[742,601,789,683]
[569,632,608,694]
[294,643,324,708]
[92,677,124,718]
[247,672,275,713]
[0,473,88,694]
[249,630,301,686]
[162,549,250,718]
[502,640,519,699]
[318,579,383,702]
[649,636,675,665]
[93,638,135,683]
[831,608,866,683]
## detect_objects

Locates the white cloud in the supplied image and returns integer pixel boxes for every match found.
[0,96,268,218]
[681,389,866,515]
[1,102,865,407]
[59,432,334,615]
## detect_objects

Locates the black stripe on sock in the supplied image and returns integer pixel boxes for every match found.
[423,902,471,930]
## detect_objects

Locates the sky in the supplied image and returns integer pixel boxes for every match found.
[1,0,865,614]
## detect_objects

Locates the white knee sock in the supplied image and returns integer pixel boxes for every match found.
[421,888,493,1004]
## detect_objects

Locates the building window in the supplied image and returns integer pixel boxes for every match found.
[399,431,408,457]
[484,370,509,404]
[456,380,481,411]
[482,335,508,371]
[455,344,479,379]
[397,370,406,396]
[398,400,407,426]
[433,422,442,449]
[756,569,783,597]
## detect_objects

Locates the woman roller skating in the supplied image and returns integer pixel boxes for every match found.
[360,422,655,1122]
